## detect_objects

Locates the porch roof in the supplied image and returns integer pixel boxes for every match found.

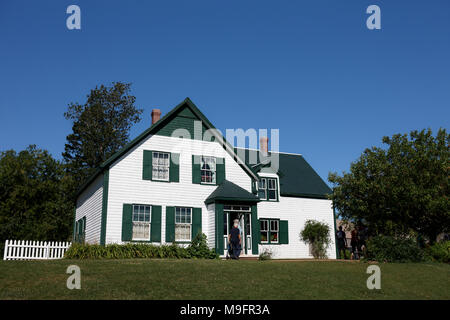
[205,180,260,205]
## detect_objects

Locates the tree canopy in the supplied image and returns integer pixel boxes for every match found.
[63,82,143,188]
[0,146,73,249]
[329,128,449,242]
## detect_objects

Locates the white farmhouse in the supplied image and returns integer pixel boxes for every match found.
[74,98,337,259]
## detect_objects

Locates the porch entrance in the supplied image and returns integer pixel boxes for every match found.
[223,205,252,256]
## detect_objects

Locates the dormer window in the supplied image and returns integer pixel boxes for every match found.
[258,177,278,201]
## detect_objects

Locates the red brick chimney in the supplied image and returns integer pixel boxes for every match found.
[151,109,161,125]
[260,137,269,156]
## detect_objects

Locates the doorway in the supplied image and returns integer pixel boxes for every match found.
[223,205,252,256]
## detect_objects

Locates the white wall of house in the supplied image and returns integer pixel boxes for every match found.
[207,203,216,249]
[75,174,103,244]
[106,134,253,245]
[257,174,336,259]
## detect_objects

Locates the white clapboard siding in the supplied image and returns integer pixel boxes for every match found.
[3,240,71,261]
[76,174,103,244]
[106,135,253,245]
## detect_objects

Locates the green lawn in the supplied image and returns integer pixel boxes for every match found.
[0,259,449,300]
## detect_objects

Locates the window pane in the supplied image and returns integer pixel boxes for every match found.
[268,179,275,189]
[270,220,278,231]
[175,224,191,241]
[270,232,278,242]
[258,179,266,189]
[260,231,268,242]
[258,190,266,199]
[260,220,268,231]
[269,190,276,200]
[133,222,150,240]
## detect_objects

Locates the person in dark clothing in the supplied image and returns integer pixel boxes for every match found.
[228,219,241,259]
[336,226,347,259]
[358,224,368,256]
[350,229,359,260]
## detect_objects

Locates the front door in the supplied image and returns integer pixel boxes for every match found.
[223,205,252,256]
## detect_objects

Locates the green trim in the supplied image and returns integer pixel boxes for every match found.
[333,205,338,259]
[151,205,162,242]
[121,204,133,241]
[192,207,202,239]
[205,196,260,205]
[72,207,76,242]
[279,220,289,244]
[216,157,225,185]
[165,206,175,242]
[169,153,180,182]
[142,150,153,180]
[281,192,330,199]
[215,203,224,254]
[192,155,201,184]
[100,170,109,246]
[251,205,259,254]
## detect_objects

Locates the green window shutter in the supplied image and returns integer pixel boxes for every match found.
[74,221,79,242]
[191,208,202,240]
[82,216,87,235]
[192,155,201,184]
[215,204,224,254]
[251,205,259,255]
[72,208,77,241]
[216,157,225,185]
[151,205,162,242]
[78,218,84,236]
[169,153,180,182]
[143,150,153,180]
[165,206,175,242]
[121,204,133,241]
[280,220,289,244]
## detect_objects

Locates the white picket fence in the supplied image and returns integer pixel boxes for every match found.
[3,240,72,261]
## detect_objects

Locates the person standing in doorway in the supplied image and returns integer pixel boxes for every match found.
[228,219,242,259]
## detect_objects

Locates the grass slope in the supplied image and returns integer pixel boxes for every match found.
[0,259,449,300]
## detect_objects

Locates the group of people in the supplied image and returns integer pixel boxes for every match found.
[336,224,368,260]
[228,218,370,260]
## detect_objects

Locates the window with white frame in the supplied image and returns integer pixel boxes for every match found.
[260,219,269,243]
[132,205,151,240]
[175,207,192,241]
[268,178,277,201]
[152,152,170,181]
[260,219,279,244]
[270,220,279,243]
[201,156,216,184]
[258,178,267,199]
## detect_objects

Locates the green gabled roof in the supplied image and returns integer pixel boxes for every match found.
[77,98,258,197]
[205,180,260,205]
[235,148,331,199]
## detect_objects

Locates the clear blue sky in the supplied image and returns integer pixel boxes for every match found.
[1,0,449,185]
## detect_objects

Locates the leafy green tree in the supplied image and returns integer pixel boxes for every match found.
[329,128,449,243]
[300,220,331,259]
[0,146,73,253]
[63,82,143,188]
